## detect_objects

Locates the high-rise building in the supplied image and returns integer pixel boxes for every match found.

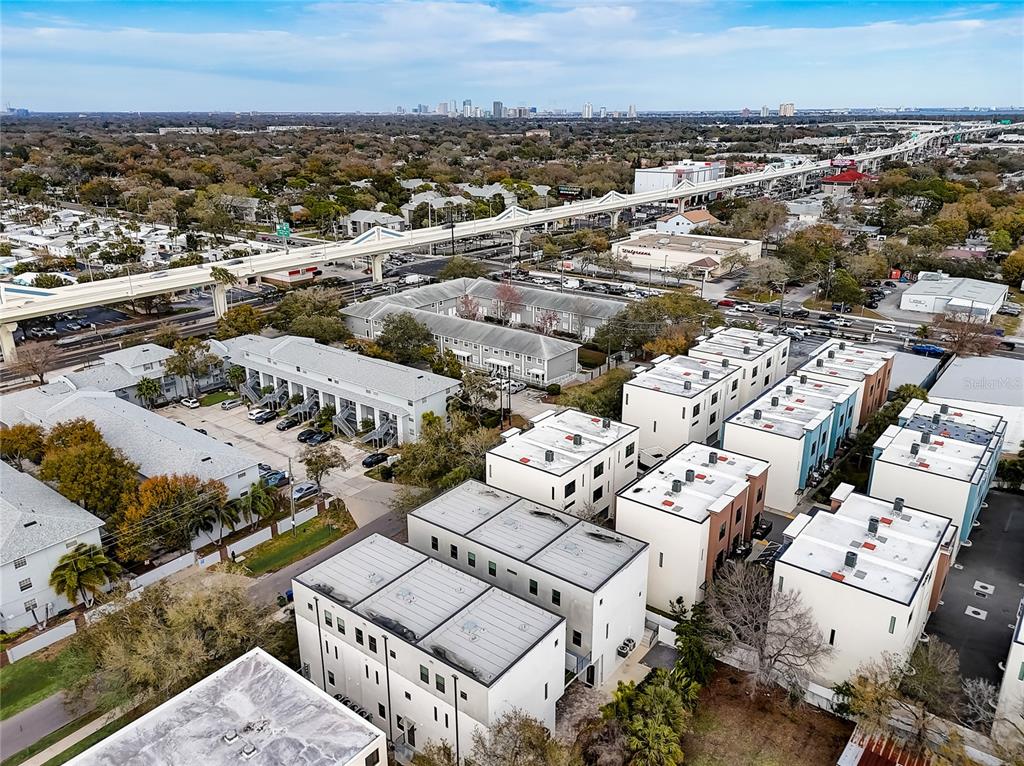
[473,106,482,118]
[760,105,770,118]
[628,104,637,118]
[449,99,457,115]
[779,102,796,117]
[599,106,607,118]
[437,101,448,115]
[493,100,504,119]
[582,102,593,119]
[462,99,472,118]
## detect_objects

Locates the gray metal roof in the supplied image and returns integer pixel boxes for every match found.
[465,278,623,320]
[220,335,459,400]
[99,343,173,370]
[65,648,381,766]
[0,463,104,563]
[902,276,1008,305]
[929,356,1024,408]
[61,365,140,393]
[300,535,425,606]
[888,351,941,393]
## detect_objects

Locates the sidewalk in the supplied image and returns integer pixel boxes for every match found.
[0,694,76,760]
[19,706,127,766]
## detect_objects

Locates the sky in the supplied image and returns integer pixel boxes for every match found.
[1,0,1022,112]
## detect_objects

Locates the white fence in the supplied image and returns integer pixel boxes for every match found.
[227,527,273,559]
[645,609,678,645]
[277,506,319,534]
[7,620,77,663]
[129,553,195,590]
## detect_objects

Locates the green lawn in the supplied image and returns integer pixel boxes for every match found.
[199,390,234,406]
[0,644,74,721]
[42,709,145,766]
[1,712,102,766]
[242,514,354,576]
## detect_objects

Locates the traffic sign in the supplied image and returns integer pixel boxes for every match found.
[276,222,291,238]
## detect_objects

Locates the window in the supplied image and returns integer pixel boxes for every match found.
[460,690,468,701]
[450,544,458,559]
[692,403,700,416]
[625,443,635,457]
[338,618,346,635]
[355,628,364,645]
[468,552,476,567]
[564,480,576,498]
[756,486,763,502]
[653,420,657,433]
[18,578,31,592]
[709,413,717,425]
[431,536,439,551]
[593,486,604,503]
[735,507,742,523]
[378,703,386,719]
[658,552,664,568]
[488,561,497,577]
[731,380,738,391]
[420,665,430,683]
[368,636,377,653]
[552,589,561,606]
[405,692,412,701]
[828,629,836,646]
[718,523,726,541]
[711,392,719,404]
[366,752,380,766]
[328,670,336,686]
[888,616,896,635]
[13,557,26,569]
[436,675,446,693]
[594,462,604,479]
[544,682,549,700]
[777,576,784,592]
[323,610,333,628]
[529,579,538,596]
[606,624,610,639]
[572,630,582,647]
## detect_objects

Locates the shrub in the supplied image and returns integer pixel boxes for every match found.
[546,383,562,395]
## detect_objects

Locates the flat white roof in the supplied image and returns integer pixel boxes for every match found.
[902,276,1007,306]
[617,442,768,524]
[873,424,991,483]
[774,373,858,405]
[65,648,381,766]
[802,339,893,382]
[296,535,562,685]
[929,356,1024,409]
[690,326,789,364]
[624,231,758,256]
[727,384,835,439]
[488,409,637,476]
[778,491,951,604]
[410,480,647,590]
[626,354,738,398]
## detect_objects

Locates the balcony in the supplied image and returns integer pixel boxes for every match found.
[564,648,591,687]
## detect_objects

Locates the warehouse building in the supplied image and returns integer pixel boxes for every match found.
[611,232,761,277]
[899,272,1009,321]
[928,356,1024,453]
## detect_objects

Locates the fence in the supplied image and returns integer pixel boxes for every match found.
[6,620,77,663]
[129,552,195,590]
[227,527,273,559]
[644,609,678,646]
[277,506,319,534]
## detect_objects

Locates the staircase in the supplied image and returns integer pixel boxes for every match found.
[240,378,261,403]
[288,394,319,419]
[333,402,357,437]
[361,418,397,447]
[256,383,288,409]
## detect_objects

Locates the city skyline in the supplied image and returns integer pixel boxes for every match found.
[1,0,1021,112]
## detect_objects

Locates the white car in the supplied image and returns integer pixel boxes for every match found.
[508,380,527,394]
[734,304,757,313]
[876,324,897,334]
[180,397,201,409]
[247,408,270,420]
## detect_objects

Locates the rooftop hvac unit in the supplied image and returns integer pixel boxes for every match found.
[671,479,683,493]
[771,396,779,407]
[709,451,718,464]
[743,345,750,355]
[757,337,764,347]
[800,374,807,384]
[839,342,847,350]
[910,443,920,456]
[544,449,555,462]
[816,359,824,368]
[702,370,710,380]
[827,350,836,359]
[684,469,695,483]
[721,359,729,367]
[753,409,763,420]
[931,413,940,425]
[602,418,610,429]
[845,551,858,569]
[920,432,930,444]
[785,385,793,395]
[868,516,880,535]
[683,381,692,390]
[940,403,949,414]
[573,433,582,446]
[894,497,905,512]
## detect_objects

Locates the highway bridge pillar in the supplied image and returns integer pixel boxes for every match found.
[610,210,621,228]
[0,323,18,365]
[212,284,228,318]
[371,253,385,284]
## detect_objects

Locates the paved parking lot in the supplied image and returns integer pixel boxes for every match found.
[160,401,397,526]
[925,491,1024,683]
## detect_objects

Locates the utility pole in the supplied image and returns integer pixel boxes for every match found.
[288,456,296,535]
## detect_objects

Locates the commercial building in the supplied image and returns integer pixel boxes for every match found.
[723,374,858,513]
[219,334,460,445]
[342,210,406,237]
[615,442,769,610]
[869,400,1005,547]
[898,273,1009,321]
[654,210,721,236]
[994,601,1024,749]
[798,340,894,427]
[688,327,791,406]
[928,356,1024,452]
[486,409,639,520]
[1,464,105,631]
[774,485,953,686]
[633,161,727,194]
[778,103,796,117]
[343,304,580,386]
[293,535,564,762]
[819,170,874,199]
[621,354,743,454]
[407,480,648,686]
[65,648,386,766]
[612,231,760,278]
[0,387,260,501]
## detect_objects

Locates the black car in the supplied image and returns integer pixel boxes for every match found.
[263,470,290,488]
[752,518,774,540]
[276,416,301,431]
[864,300,879,309]
[253,410,278,424]
[883,280,898,288]
[790,308,810,319]
[258,463,273,476]
[296,428,319,443]
[307,431,333,446]
[362,452,389,469]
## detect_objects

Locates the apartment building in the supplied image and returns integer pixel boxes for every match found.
[614,443,769,610]
[621,354,743,455]
[799,340,894,427]
[1,464,105,631]
[688,327,791,406]
[869,400,1005,547]
[407,480,648,686]
[994,601,1024,749]
[722,376,857,513]
[293,535,565,762]
[219,334,460,445]
[774,485,953,686]
[65,648,386,766]
[486,409,640,520]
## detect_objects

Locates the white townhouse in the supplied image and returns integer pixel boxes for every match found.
[614,442,769,611]
[485,409,640,521]
[0,464,105,631]
[407,480,649,686]
[688,327,791,407]
[774,485,954,688]
[293,535,565,763]
[65,648,387,766]
[621,354,743,455]
[994,601,1024,749]
[799,340,894,428]
[219,334,460,445]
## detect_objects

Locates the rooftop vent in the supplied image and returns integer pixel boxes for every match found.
[685,469,696,483]
[771,396,779,407]
[721,359,729,367]
[910,443,920,456]
[920,432,930,444]
[816,359,824,368]
[709,451,718,464]
[702,370,710,380]
[800,374,808,384]
[743,345,750,355]
[940,403,949,414]
[894,497,905,512]
[757,337,764,347]
[785,385,793,395]
[671,479,683,493]
[868,516,880,535]
[839,342,847,351]
[544,449,555,463]
[602,418,610,429]
[753,409,762,421]
[845,550,858,569]
[241,744,258,760]
[573,433,582,446]
[827,350,836,359]
[223,730,238,744]
[683,381,692,391]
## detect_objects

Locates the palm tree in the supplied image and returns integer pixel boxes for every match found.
[625,719,684,766]
[209,500,242,546]
[49,543,121,608]
[226,365,247,393]
[135,376,161,409]
[243,479,278,531]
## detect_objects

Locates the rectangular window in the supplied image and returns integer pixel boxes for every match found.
[552,589,561,606]
[18,578,31,592]
[450,544,458,559]
[888,616,896,634]
[711,392,719,404]
[564,480,576,498]
[828,629,836,646]
[355,628,364,645]
[718,523,726,541]
[709,413,717,425]
[328,670,336,686]
[338,618,346,635]
[572,630,582,647]
[436,675,446,693]
[625,442,635,457]
[420,665,430,683]
[777,576,784,592]
[529,579,538,596]
[593,486,604,503]
[658,552,664,568]
[13,557,26,569]
[693,403,701,416]
[488,561,497,577]
[594,462,604,479]
[468,552,476,567]
[378,703,386,719]
[366,752,380,766]
[460,690,468,701]
[735,507,742,524]
[368,636,377,653]
[756,487,763,502]
[323,610,333,628]
[731,380,738,391]
[431,536,439,551]
[544,682,549,700]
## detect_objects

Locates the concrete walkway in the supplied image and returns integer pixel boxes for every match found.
[0,694,77,760]
[18,706,127,766]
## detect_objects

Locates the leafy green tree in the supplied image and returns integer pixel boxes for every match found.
[164,337,222,397]
[300,443,348,489]
[135,376,162,409]
[225,365,248,393]
[238,479,278,531]
[670,599,717,685]
[287,314,351,344]
[393,412,498,492]
[118,474,228,558]
[989,229,1012,254]
[743,256,790,296]
[269,287,347,331]
[216,304,265,339]
[830,268,865,307]
[1002,246,1024,286]
[594,292,720,355]
[40,440,139,519]
[437,256,489,281]
[151,323,180,348]
[32,273,72,289]
[0,422,45,467]
[624,718,684,766]
[49,543,121,607]
[429,349,463,378]
[559,368,630,420]
[377,312,435,364]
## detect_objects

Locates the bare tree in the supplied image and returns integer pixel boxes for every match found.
[934,316,1000,357]
[17,342,57,384]
[704,561,831,695]
[960,677,998,730]
[742,257,790,296]
[455,293,481,320]
[494,283,524,325]
[535,309,560,336]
